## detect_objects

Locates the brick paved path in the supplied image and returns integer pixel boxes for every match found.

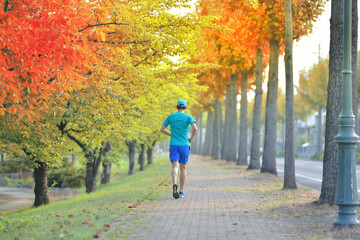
[100,155,318,240]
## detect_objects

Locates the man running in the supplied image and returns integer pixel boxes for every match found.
[160,100,197,199]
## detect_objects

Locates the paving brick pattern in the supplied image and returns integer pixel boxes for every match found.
[102,155,316,240]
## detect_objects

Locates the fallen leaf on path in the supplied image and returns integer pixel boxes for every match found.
[104,224,111,228]
[93,234,100,238]
[68,214,74,218]
[83,219,91,224]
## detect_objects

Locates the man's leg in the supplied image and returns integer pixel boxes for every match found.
[172,161,180,199]
[179,163,186,192]
[172,161,179,184]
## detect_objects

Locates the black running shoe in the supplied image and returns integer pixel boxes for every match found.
[173,184,179,199]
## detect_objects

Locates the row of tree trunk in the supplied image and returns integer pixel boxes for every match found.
[126,140,156,175]
[192,0,358,205]
[32,138,156,207]
[191,41,279,175]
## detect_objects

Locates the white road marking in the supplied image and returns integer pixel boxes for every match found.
[278,169,360,193]
[277,169,322,182]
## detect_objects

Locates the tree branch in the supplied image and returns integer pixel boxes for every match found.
[78,22,129,32]
[4,0,9,12]
[134,51,158,67]
[65,131,87,152]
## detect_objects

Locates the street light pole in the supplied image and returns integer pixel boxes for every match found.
[334,0,360,227]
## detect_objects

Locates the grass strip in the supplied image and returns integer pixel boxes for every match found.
[0,154,171,240]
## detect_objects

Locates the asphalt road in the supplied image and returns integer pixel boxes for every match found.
[276,158,360,195]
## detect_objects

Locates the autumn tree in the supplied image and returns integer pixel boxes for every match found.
[261,0,325,175]
[55,0,207,186]
[0,0,102,205]
[297,58,329,153]
[196,0,264,163]
[0,0,98,114]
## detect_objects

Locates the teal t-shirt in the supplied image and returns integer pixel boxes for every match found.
[162,112,196,146]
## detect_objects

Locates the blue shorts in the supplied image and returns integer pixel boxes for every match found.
[169,145,190,165]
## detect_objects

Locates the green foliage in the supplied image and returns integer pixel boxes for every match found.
[47,167,85,188]
[277,150,298,158]
[0,155,169,239]
[309,152,324,160]
[277,150,285,157]
[297,134,308,146]
[0,155,32,174]
[296,58,328,121]
[47,158,85,188]
[4,177,34,188]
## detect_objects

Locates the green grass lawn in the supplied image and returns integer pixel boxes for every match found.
[0,154,171,240]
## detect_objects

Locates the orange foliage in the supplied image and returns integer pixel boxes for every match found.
[194,0,270,100]
[0,0,101,115]
[261,0,325,50]
[193,0,324,103]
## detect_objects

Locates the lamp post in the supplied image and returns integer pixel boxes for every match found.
[334,0,360,227]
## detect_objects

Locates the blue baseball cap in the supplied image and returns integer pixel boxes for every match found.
[177,100,187,107]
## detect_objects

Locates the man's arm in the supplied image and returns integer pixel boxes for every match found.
[189,123,197,143]
[160,125,171,137]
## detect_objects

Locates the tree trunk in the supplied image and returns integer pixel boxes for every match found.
[147,140,156,165]
[33,161,49,207]
[85,159,97,193]
[85,141,111,193]
[214,99,221,159]
[138,143,145,171]
[226,74,238,162]
[284,0,297,190]
[249,48,263,170]
[127,139,137,175]
[352,0,358,134]
[319,0,343,205]
[101,161,111,185]
[203,111,214,156]
[237,73,248,165]
[317,105,323,153]
[261,39,279,175]
[212,105,216,158]
[222,86,231,160]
